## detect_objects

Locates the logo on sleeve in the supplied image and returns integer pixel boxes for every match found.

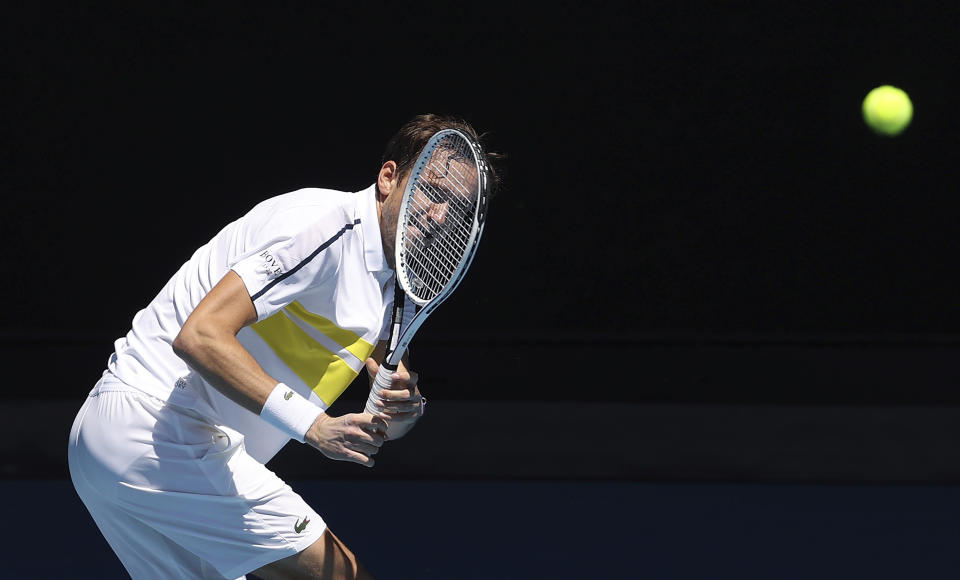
[284,390,294,400]
[259,250,284,278]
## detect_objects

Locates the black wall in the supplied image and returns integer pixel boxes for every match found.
[3,4,959,404]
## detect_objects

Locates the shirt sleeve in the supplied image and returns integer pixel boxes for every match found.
[231,218,355,321]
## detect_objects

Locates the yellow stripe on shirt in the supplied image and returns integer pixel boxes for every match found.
[285,301,375,361]
[251,307,375,406]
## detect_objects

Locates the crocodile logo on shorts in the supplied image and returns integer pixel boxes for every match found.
[284,391,294,400]
[294,516,310,533]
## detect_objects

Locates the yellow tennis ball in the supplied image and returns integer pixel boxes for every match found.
[862,85,913,136]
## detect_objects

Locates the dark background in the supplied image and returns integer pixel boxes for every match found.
[2,3,959,405]
[4,5,960,577]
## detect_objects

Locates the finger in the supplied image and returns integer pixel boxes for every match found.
[365,357,379,378]
[380,409,421,420]
[350,412,389,426]
[389,370,418,388]
[343,448,375,467]
[364,410,392,426]
[355,412,391,434]
[350,427,385,447]
[368,413,390,429]
[378,401,423,413]
[338,441,373,467]
[378,388,419,401]
[346,441,381,456]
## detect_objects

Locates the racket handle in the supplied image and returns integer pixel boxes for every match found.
[364,363,419,439]
[364,364,394,414]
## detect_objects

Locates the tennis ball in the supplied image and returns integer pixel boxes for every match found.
[862,85,913,136]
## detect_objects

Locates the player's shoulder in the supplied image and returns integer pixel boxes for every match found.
[245,187,357,230]
[258,187,353,214]
[234,187,371,262]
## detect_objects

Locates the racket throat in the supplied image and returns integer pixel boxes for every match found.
[382,279,408,368]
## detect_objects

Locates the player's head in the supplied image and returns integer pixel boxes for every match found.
[378,114,501,196]
[376,114,501,269]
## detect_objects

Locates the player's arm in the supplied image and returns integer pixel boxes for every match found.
[172,271,273,413]
[173,271,386,465]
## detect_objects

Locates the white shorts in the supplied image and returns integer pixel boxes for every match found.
[68,374,327,579]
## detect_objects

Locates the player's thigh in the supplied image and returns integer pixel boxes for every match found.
[69,380,329,578]
[85,499,225,580]
[252,528,373,580]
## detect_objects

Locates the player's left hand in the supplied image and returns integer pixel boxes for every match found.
[364,358,425,440]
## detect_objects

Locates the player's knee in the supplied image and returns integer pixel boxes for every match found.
[320,529,371,580]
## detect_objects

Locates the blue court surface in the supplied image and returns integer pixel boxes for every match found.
[11,479,960,579]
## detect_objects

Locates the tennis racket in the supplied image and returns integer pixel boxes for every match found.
[364,128,492,433]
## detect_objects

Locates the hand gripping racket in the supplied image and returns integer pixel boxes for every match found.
[364,129,491,432]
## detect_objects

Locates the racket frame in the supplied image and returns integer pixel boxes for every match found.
[381,128,490,369]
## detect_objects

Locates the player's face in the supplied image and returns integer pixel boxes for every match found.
[380,147,480,270]
[407,151,478,241]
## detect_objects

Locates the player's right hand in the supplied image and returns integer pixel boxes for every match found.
[304,413,388,467]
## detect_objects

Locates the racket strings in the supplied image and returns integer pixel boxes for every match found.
[401,134,479,301]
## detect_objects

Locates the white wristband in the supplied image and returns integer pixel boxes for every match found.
[260,383,323,443]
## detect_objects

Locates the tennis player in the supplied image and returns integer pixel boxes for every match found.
[67,114,499,579]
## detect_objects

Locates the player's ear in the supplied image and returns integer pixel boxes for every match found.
[377,161,399,200]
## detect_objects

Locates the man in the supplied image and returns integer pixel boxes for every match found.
[68,114,499,579]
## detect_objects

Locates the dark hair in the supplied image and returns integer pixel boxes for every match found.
[381,114,503,196]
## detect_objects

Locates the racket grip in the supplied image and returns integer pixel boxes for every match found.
[363,363,420,439]
[363,364,394,415]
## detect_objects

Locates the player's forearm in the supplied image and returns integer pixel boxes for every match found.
[173,324,278,415]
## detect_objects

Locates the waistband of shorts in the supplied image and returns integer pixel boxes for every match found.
[91,370,198,402]
[89,372,183,408]
[89,370,226,427]
[90,371,142,395]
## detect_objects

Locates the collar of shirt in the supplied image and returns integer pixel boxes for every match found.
[356,183,392,281]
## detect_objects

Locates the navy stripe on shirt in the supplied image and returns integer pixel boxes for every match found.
[251,218,361,302]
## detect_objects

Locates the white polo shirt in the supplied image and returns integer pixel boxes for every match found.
[108,184,407,462]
